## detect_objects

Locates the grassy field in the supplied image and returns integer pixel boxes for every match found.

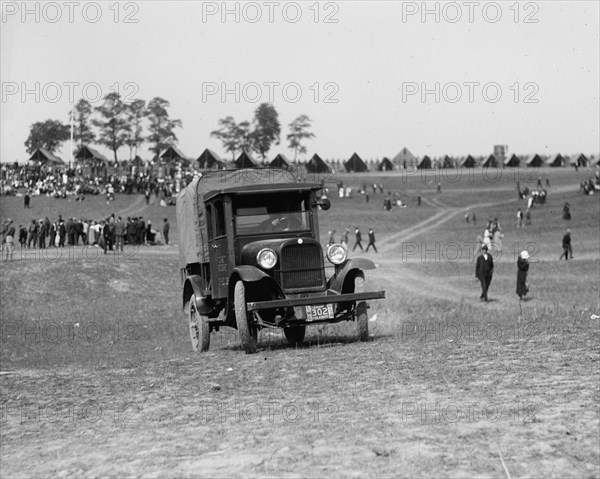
[1,166,599,478]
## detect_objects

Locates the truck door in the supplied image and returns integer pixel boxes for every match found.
[208,200,229,298]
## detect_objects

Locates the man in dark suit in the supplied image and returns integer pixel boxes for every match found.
[127,217,137,245]
[559,229,573,260]
[163,218,170,245]
[366,228,378,253]
[352,227,363,251]
[475,244,494,302]
[66,218,75,245]
[74,219,84,245]
[137,217,146,245]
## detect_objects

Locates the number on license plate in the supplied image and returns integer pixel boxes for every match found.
[306,304,334,321]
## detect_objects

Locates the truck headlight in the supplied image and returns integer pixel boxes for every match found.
[326,243,347,265]
[257,248,277,269]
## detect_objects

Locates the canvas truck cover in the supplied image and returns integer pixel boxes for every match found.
[177,168,299,268]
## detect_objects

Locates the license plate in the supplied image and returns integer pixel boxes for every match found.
[306,304,334,321]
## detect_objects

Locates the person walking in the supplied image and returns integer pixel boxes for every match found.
[559,229,573,260]
[352,227,363,251]
[475,244,494,302]
[516,208,524,228]
[516,251,530,300]
[341,228,350,248]
[163,218,170,245]
[366,228,378,253]
[562,202,571,220]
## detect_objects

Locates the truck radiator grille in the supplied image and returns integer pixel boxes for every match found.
[279,243,325,291]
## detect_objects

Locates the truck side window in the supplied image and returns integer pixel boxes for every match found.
[214,200,226,237]
[205,204,214,239]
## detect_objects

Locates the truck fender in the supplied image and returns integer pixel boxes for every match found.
[231,265,271,283]
[183,275,213,314]
[327,258,376,293]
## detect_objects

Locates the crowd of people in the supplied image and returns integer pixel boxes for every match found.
[1,215,171,261]
[330,181,407,210]
[0,162,179,205]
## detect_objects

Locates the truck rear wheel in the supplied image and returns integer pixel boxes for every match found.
[189,294,210,352]
[234,281,257,354]
[354,275,370,341]
[284,326,306,347]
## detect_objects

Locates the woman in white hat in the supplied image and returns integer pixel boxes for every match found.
[516,250,530,300]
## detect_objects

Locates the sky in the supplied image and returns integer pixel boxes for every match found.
[1,0,599,163]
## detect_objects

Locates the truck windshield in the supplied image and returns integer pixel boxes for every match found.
[233,193,310,235]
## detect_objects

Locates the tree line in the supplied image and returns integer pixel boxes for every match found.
[24,98,315,164]
[25,95,181,163]
[209,105,315,162]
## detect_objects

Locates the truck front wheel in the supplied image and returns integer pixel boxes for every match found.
[354,275,370,341]
[234,281,258,354]
[189,294,210,352]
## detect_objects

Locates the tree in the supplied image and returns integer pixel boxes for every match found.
[72,98,96,148]
[92,92,130,162]
[124,99,146,160]
[146,97,182,160]
[287,114,315,162]
[210,117,254,160]
[210,116,241,160]
[237,121,254,153]
[24,119,69,154]
[250,103,280,161]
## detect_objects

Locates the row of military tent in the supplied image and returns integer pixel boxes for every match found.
[25,146,597,175]
[414,153,596,169]
[197,149,332,173]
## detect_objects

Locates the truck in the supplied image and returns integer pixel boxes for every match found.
[177,168,385,353]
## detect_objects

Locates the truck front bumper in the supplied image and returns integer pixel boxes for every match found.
[246,290,385,311]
